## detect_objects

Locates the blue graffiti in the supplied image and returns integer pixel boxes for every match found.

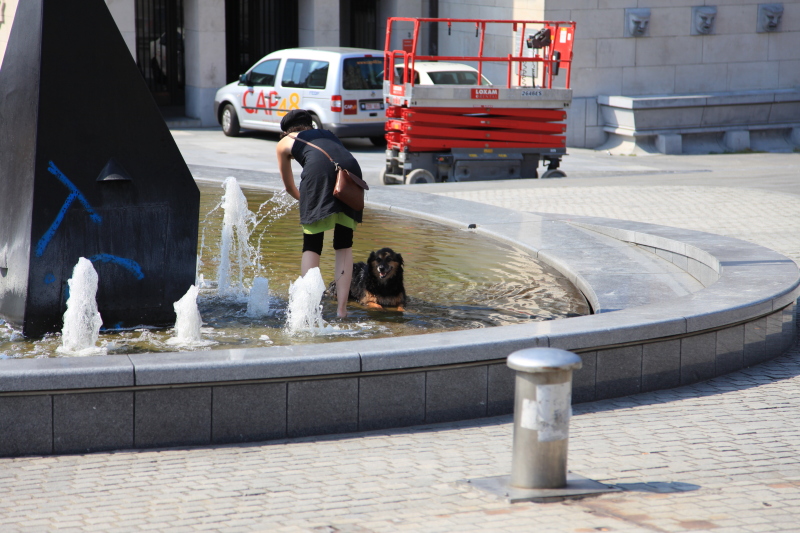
[35,161,102,257]
[88,254,144,280]
[43,273,56,284]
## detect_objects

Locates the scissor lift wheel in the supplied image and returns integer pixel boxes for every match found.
[541,169,567,179]
[380,167,402,185]
[405,169,437,184]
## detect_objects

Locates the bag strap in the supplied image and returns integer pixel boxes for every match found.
[287,133,341,170]
[287,133,369,190]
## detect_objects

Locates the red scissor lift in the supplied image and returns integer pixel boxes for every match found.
[381,18,576,184]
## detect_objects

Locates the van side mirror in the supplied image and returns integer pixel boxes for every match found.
[239,73,248,85]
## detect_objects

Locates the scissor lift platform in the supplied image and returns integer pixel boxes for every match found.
[381,18,576,184]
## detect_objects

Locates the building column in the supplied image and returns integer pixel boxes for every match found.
[723,130,750,152]
[299,0,340,47]
[105,0,136,60]
[656,134,682,155]
[0,0,19,68]
[184,0,226,126]
[2,1,135,69]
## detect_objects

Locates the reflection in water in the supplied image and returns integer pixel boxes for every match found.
[0,181,589,357]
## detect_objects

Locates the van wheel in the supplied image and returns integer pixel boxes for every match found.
[310,114,323,130]
[221,104,240,137]
[405,169,436,184]
[370,135,387,147]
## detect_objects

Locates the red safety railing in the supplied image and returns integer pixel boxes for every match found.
[384,17,576,93]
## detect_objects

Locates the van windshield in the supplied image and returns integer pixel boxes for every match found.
[342,57,383,90]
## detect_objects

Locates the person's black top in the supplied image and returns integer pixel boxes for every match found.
[290,129,363,226]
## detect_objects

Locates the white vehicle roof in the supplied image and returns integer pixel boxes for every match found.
[409,61,483,73]
[396,61,493,85]
[258,47,383,61]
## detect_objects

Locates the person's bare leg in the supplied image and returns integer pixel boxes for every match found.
[334,247,353,317]
[301,251,320,276]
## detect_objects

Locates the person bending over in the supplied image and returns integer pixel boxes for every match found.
[275,109,363,318]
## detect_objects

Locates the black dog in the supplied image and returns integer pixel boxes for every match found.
[332,248,406,310]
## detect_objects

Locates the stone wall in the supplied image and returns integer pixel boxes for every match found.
[184,0,226,126]
[539,0,800,147]
[426,0,800,148]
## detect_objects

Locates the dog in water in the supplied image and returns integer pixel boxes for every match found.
[331,248,406,310]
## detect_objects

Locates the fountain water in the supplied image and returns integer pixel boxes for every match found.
[246,277,271,317]
[166,285,210,346]
[0,183,589,358]
[56,257,105,356]
[286,267,328,335]
[216,177,259,298]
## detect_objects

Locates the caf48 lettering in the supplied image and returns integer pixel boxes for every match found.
[242,90,301,115]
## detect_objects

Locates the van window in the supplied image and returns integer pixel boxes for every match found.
[342,57,383,90]
[428,71,479,85]
[281,59,329,89]
[248,59,280,86]
[393,67,420,85]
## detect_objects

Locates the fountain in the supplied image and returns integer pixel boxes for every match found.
[286,268,328,335]
[216,177,259,298]
[0,181,590,357]
[0,0,796,459]
[246,277,271,317]
[0,178,797,456]
[166,285,208,346]
[56,258,104,356]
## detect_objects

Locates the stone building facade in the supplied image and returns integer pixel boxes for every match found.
[2,0,798,151]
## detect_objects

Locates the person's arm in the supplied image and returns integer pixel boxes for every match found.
[276,136,300,201]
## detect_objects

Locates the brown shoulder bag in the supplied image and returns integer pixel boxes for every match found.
[289,134,369,211]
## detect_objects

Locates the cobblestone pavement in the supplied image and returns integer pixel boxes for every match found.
[1,151,800,532]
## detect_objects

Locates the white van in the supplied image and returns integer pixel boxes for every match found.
[214,47,386,145]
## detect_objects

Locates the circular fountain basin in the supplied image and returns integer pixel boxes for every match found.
[0,179,796,456]
[0,182,588,356]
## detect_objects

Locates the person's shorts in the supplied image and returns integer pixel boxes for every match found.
[302,213,356,254]
[302,212,356,234]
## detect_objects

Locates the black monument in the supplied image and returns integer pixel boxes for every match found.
[0,0,200,337]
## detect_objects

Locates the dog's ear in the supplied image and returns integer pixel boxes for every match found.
[395,253,404,265]
[368,250,377,263]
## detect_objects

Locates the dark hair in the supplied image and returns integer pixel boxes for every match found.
[280,123,313,138]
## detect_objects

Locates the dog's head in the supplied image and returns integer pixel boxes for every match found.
[368,248,404,282]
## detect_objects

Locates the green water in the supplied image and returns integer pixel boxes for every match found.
[0,181,589,357]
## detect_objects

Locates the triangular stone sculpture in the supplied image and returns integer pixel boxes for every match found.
[0,0,200,337]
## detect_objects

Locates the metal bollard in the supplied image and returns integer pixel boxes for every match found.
[507,348,582,490]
